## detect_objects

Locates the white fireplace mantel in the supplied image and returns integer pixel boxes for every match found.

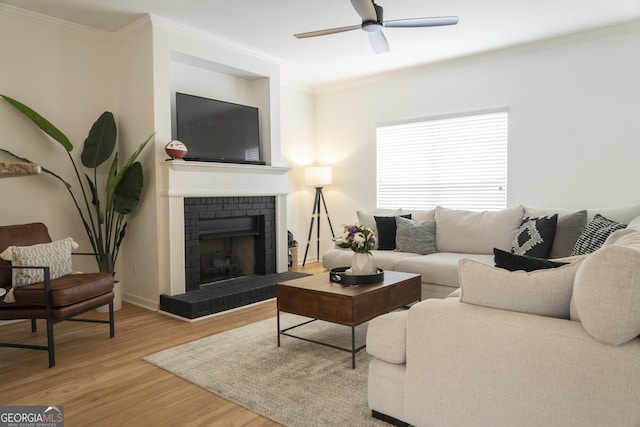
[162,160,291,296]
[164,160,291,197]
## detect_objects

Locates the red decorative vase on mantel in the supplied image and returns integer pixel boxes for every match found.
[165,140,188,159]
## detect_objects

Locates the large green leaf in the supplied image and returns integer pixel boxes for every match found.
[1,95,73,151]
[81,111,116,168]
[106,133,153,203]
[113,162,143,214]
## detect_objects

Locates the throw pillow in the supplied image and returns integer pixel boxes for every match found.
[572,244,640,345]
[494,248,568,272]
[395,217,436,255]
[511,214,558,258]
[374,214,411,250]
[571,214,627,256]
[459,257,584,319]
[549,210,588,258]
[10,238,75,287]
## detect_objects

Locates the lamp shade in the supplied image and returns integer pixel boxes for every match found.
[304,166,332,187]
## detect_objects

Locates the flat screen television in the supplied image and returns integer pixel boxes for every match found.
[175,92,264,165]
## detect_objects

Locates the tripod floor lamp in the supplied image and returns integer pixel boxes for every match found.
[303,166,335,266]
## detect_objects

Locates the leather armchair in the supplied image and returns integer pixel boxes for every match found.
[0,223,115,367]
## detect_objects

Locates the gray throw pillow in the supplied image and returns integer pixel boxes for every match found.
[550,210,588,258]
[395,216,436,255]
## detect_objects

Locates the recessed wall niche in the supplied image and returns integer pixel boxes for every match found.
[169,51,272,165]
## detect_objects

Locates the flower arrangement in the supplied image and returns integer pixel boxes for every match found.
[336,224,377,254]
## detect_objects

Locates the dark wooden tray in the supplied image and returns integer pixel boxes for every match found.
[329,267,384,286]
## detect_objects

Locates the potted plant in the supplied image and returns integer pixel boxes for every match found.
[0,95,153,293]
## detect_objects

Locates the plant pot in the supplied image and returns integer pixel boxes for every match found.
[351,252,376,275]
[97,281,122,312]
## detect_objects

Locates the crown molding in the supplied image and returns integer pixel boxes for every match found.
[113,15,152,40]
[0,3,113,41]
[149,14,281,66]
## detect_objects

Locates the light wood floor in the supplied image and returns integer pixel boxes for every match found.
[0,262,326,426]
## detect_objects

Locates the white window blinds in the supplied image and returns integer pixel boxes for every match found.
[377,110,508,211]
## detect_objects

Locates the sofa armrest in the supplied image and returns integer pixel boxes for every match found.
[404,299,640,427]
[366,310,409,364]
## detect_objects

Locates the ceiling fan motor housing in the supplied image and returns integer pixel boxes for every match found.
[362,2,383,32]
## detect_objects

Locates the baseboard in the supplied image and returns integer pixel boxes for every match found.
[122,294,158,312]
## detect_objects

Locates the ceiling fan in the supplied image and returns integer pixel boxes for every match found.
[294,0,458,54]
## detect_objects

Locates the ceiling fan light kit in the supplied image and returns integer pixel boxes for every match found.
[294,0,458,54]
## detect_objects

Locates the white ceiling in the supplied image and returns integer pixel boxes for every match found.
[3,0,640,89]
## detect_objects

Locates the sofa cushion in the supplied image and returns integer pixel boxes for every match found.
[573,240,640,345]
[395,217,436,255]
[571,214,627,256]
[0,272,114,307]
[494,248,568,272]
[366,310,408,364]
[628,215,640,231]
[511,215,558,258]
[588,203,640,224]
[395,252,493,287]
[435,205,524,254]
[459,257,584,318]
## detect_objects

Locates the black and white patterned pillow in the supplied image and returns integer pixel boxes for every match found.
[511,215,558,258]
[571,214,627,256]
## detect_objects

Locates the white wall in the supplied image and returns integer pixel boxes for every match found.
[0,6,117,273]
[280,86,317,261]
[311,24,640,258]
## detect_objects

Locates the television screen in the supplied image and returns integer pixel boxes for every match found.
[175,92,263,165]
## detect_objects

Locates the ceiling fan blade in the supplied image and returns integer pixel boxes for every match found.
[369,31,389,54]
[384,16,459,28]
[294,24,361,38]
[350,0,377,22]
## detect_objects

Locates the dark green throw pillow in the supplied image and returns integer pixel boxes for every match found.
[374,214,411,250]
[494,248,569,272]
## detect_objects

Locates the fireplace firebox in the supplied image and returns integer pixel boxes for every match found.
[184,197,276,292]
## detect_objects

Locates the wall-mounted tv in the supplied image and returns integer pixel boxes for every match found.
[175,92,264,165]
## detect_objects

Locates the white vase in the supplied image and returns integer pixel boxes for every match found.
[351,252,376,275]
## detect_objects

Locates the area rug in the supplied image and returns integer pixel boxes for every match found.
[144,314,388,427]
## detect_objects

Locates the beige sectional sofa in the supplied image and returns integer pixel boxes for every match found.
[322,204,640,299]
[366,223,640,426]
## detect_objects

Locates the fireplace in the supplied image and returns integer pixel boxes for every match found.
[184,196,276,292]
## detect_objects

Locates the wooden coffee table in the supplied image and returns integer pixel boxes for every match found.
[276,270,421,368]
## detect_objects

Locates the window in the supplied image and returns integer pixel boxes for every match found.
[376,110,508,211]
